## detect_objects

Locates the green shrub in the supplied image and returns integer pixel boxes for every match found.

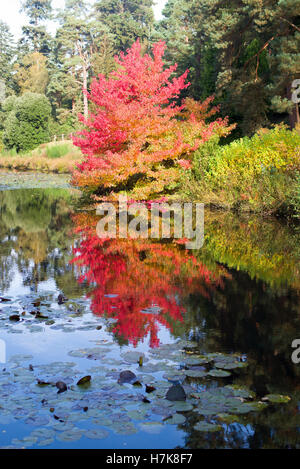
[46,143,73,159]
[2,93,51,152]
[289,172,300,220]
[182,126,300,215]
[48,113,81,140]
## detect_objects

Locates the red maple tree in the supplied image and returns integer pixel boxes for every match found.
[72,40,234,199]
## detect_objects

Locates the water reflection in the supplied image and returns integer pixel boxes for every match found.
[0,188,87,298]
[0,188,299,449]
[71,212,227,347]
[70,206,300,448]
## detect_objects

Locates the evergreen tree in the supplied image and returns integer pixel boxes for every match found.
[3,92,51,151]
[0,21,15,99]
[54,0,96,120]
[93,0,155,51]
[159,0,300,134]
[19,0,52,54]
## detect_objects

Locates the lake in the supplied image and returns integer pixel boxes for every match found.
[0,183,299,449]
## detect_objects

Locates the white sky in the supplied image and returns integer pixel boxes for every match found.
[0,0,167,39]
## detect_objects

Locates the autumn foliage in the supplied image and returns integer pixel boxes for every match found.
[72,40,234,200]
[71,212,227,347]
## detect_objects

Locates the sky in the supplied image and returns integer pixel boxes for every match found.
[0,0,167,39]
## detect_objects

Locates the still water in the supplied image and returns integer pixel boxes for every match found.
[0,187,299,449]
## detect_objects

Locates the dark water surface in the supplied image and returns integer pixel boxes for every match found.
[0,187,299,449]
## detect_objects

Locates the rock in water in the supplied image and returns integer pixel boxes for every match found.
[9,314,20,321]
[56,381,67,394]
[166,384,186,401]
[57,294,68,305]
[118,370,137,384]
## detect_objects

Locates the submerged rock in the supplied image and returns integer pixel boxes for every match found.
[9,315,20,322]
[56,381,67,394]
[118,370,137,384]
[57,294,68,305]
[166,384,186,402]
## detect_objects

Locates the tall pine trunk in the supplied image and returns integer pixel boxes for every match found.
[82,64,88,121]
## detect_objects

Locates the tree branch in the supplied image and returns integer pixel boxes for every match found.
[243,35,277,70]
[279,17,300,33]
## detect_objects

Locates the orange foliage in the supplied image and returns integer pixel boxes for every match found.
[71,213,226,347]
[72,40,234,199]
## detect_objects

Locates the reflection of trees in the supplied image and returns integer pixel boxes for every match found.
[181,214,300,447]
[0,224,14,292]
[198,211,300,290]
[0,189,83,296]
[181,213,300,448]
[71,213,226,347]
[70,208,300,448]
[1,191,298,447]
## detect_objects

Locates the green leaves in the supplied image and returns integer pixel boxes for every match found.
[3,93,51,152]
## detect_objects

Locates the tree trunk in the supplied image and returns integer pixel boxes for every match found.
[82,64,88,121]
[290,103,300,128]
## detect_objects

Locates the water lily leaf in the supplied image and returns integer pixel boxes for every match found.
[38,438,55,447]
[225,385,256,399]
[56,429,83,442]
[171,402,193,412]
[263,394,291,404]
[121,352,148,364]
[165,413,186,425]
[112,423,138,435]
[77,376,91,386]
[184,356,211,366]
[217,413,240,424]
[85,429,109,440]
[208,369,231,378]
[127,410,148,421]
[184,370,207,378]
[139,422,164,434]
[215,361,247,370]
[194,421,222,432]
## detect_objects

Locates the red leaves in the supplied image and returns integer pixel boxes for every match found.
[71,213,225,348]
[72,39,233,198]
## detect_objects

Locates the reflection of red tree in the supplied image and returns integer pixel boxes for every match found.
[72,213,225,347]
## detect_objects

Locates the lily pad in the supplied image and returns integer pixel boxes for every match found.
[184,370,207,379]
[85,429,109,440]
[194,421,222,432]
[263,394,291,404]
[165,413,186,425]
[208,369,231,378]
[139,422,164,434]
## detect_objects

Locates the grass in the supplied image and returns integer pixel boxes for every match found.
[0,141,83,173]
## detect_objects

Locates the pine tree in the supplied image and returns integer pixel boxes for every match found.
[159,0,300,134]
[0,21,16,99]
[19,0,52,54]
[93,0,155,51]
[54,0,98,120]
